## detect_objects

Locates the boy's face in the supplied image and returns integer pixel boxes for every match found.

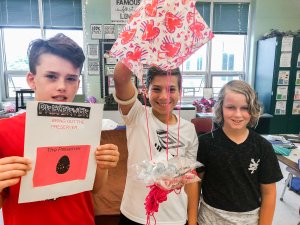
[222,90,251,132]
[27,53,80,102]
[147,75,180,121]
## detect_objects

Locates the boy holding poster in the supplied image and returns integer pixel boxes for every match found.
[0,34,119,225]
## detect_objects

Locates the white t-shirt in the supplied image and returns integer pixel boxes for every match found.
[120,100,198,225]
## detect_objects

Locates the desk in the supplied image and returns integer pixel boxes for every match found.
[15,89,34,112]
[276,141,300,200]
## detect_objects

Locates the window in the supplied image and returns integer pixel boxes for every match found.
[0,0,83,100]
[211,34,245,72]
[182,75,205,97]
[197,58,203,71]
[212,75,240,97]
[181,1,250,102]
[4,28,41,97]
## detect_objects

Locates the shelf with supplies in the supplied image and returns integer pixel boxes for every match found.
[255,35,300,134]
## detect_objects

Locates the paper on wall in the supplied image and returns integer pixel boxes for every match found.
[296,71,300,85]
[281,36,293,52]
[294,86,300,100]
[276,86,288,100]
[279,52,291,68]
[275,101,286,115]
[277,70,290,85]
[292,101,300,115]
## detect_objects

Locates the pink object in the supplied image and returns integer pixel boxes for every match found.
[144,184,173,225]
[33,145,90,187]
[86,96,97,103]
[110,0,213,80]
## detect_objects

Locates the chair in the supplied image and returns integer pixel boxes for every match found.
[280,165,300,201]
[15,89,34,112]
[191,117,214,135]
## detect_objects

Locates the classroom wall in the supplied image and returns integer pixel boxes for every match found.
[248,0,300,85]
[82,0,111,102]
[83,0,300,99]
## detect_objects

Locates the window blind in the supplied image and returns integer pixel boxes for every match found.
[213,3,249,34]
[0,0,39,27]
[195,2,211,25]
[43,0,82,29]
[0,0,82,28]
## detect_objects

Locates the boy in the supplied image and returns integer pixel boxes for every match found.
[197,80,283,225]
[113,61,199,225]
[0,34,119,225]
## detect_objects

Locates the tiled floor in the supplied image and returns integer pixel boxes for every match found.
[0,162,299,225]
[273,162,300,225]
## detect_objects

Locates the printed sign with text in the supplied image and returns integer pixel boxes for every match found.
[19,101,103,203]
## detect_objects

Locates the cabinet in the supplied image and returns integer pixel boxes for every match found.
[255,36,300,134]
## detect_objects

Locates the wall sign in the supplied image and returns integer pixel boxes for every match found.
[111,0,141,24]
[91,24,103,39]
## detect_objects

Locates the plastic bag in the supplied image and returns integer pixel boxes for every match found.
[129,156,202,190]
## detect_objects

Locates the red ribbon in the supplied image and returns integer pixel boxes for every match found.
[144,184,173,225]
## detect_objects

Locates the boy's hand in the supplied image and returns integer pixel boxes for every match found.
[0,156,32,192]
[95,144,119,169]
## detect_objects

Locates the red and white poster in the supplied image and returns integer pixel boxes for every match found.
[19,101,103,203]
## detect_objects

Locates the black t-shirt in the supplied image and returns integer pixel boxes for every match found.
[197,128,283,212]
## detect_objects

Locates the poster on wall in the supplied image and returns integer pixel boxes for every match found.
[279,52,291,67]
[103,24,116,39]
[87,44,99,59]
[296,71,300,85]
[294,86,300,100]
[277,71,290,85]
[281,36,293,52]
[275,101,286,115]
[91,24,103,39]
[111,0,141,24]
[276,86,288,100]
[88,60,100,75]
[19,101,103,203]
[292,101,300,115]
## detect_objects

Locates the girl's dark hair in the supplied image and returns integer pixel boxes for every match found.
[145,67,182,90]
[214,80,262,127]
[27,33,85,74]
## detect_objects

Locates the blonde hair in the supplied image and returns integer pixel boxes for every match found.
[214,80,262,128]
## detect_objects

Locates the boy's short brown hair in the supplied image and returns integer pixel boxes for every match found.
[146,67,182,90]
[28,33,85,74]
